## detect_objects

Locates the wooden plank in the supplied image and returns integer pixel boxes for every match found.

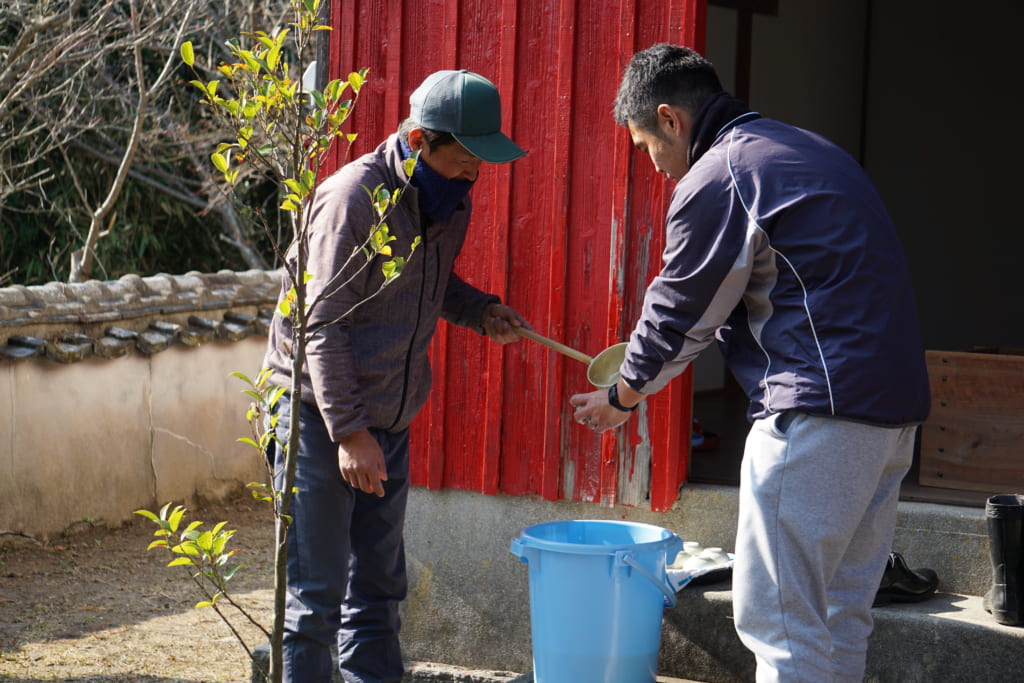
[919,350,1024,492]
[536,0,577,502]
[441,0,501,493]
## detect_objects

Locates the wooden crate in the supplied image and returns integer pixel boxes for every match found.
[919,350,1024,492]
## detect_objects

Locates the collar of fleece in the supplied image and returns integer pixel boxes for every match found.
[687,91,761,168]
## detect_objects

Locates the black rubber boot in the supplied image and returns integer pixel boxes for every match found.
[983,493,1024,626]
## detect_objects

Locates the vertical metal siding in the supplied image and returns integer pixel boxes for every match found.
[329,0,703,511]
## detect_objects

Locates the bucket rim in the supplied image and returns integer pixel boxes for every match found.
[515,519,679,555]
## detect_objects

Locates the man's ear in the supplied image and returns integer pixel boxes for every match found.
[407,128,425,152]
[656,104,689,139]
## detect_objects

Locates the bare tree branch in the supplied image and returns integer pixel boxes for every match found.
[2,0,293,282]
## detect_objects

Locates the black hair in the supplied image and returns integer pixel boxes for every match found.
[612,43,724,131]
[397,118,458,151]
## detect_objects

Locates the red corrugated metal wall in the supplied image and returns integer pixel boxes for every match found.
[328,0,704,512]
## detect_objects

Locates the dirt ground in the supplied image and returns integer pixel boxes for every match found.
[0,494,276,682]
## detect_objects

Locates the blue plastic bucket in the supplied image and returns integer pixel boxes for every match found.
[510,520,682,683]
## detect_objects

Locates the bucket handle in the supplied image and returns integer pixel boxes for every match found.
[510,538,526,563]
[616,551,678,608]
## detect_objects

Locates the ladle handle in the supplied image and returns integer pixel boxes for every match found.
[514,328,593,365]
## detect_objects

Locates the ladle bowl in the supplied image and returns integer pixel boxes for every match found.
[585,342,627,387]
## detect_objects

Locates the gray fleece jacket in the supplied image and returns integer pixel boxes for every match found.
[262,134,499,441]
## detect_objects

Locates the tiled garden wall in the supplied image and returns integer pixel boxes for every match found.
[0,271,279,538]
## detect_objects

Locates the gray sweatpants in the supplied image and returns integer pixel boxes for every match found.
[732,411,916,683]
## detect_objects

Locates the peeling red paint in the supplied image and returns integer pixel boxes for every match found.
[329,0,701,511]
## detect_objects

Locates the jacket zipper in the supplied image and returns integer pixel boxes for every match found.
[386,218,428,431]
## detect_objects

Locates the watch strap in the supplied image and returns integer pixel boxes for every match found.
[608,384,637,412]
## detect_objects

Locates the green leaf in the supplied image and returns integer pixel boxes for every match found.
[267,42,282,71]
[211,152,229,173]
[270,386,287,406]
[179,541,202,556]
[382,257,408,282]
[196,530,214,551]
[168,557,195,567]
[324,79,346,100]
[241,52,261,72]
[180,41,195,67]
[135,509,159,522]
[301,169,316,191]
[168,506,186,532]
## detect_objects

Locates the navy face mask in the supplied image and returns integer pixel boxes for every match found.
[400,136,475,224]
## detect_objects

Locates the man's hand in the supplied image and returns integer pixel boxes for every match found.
[482,302,532,343]
[338,429,387,497]
[569,380,643,433]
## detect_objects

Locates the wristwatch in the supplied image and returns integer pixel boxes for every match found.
[607,384,637,412]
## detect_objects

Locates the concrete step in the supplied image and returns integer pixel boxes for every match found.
[253,487,1017,682]
[252,651,706,682]
[659,584,1024,683]
[253,588,1023,683]
[413,665,704,683]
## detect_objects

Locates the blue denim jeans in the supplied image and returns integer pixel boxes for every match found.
[270,397,409,683]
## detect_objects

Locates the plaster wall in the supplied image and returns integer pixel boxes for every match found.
[0,339,267,538]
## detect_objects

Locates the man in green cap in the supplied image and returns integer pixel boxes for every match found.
[263,69,530,682]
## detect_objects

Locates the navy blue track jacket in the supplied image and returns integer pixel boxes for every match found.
[621,93,931,426]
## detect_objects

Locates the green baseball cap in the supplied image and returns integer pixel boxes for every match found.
[409,70,526,164]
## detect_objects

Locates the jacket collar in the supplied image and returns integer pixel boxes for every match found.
[687,92,760,168]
